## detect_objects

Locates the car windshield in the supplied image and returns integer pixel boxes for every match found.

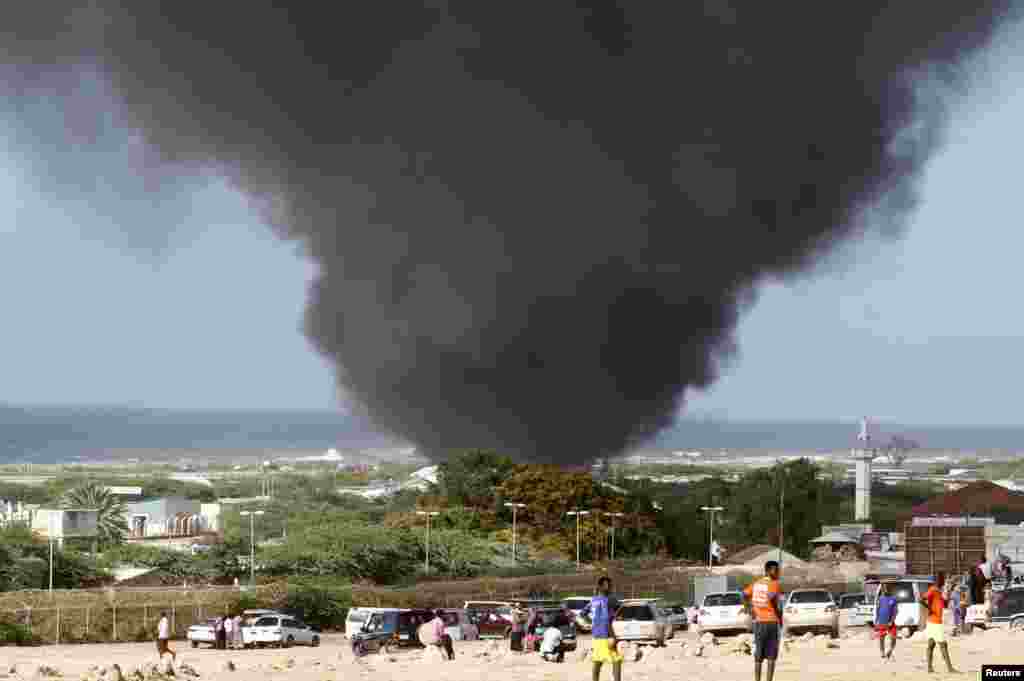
[617,606,654,621]
[348,611,368,622]
[840,596,863,609]
[565,599,590,610]
[788,591,832,604]
[254,617,278,627]
[704,594,742,607]
[883,582,920,604]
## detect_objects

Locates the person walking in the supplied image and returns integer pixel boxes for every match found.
[949,584,962,637]
[156,612,176,663]
[921,572,957,674]
[743,561,783,681]
[509,603,526,653]
[215,615,227,650]
[579,576,623,681]
[430,610,455,660]
[874,583,898,659]
[224,612,235,649]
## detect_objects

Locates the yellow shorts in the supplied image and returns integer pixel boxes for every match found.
[925,622,945,642]
[591,638,624,664]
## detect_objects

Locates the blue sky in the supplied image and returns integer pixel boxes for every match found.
[2,33,1023,424]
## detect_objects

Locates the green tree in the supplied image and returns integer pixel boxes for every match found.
[61,481,129,550]
[730,459,842,558]
[437,449,515,506]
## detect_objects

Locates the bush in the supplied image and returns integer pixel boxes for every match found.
[0,622,38,646]
[278,582,351,631]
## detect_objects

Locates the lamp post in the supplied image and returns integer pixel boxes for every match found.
[565,509,590,569]
[48,511,55,596]
[504,502,526,561]
[602,512,624,561]
[700,506,724,570]
[416,511,440,574]
[239,510,265,586]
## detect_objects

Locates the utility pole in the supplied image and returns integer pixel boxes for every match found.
[566,509,590,570]
[239,510,265,586]
[700,506,724,570]
[779,483,784,565]
[504,502,526,561]
[602,512,624,561]
[416,511,440,574]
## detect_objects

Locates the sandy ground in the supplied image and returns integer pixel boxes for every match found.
[0,626,1020,681]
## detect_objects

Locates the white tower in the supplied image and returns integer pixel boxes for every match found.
[854,417,873,521]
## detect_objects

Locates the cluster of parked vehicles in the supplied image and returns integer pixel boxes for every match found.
[186,609,322,649]
[190,576,1024,652]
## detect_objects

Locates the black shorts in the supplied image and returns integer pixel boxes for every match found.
[753,621,780,660]
[510,632,524,651]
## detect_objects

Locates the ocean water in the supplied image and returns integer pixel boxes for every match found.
[2,405,1022,463]
[0,405,398,462]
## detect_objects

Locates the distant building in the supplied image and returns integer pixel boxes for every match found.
[591,458,610,481]
[124,497,221,538]
[31,508,99,548]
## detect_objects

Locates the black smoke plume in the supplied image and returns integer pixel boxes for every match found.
[0,2,1018,462]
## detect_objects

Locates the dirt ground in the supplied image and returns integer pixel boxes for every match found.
[1,624,1020,681]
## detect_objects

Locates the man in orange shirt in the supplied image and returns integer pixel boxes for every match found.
[920,572,957,674]
[743,561,783,681]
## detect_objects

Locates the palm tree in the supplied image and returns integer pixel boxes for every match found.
[61,481,129,551]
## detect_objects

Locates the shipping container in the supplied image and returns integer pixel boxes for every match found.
[904,522,986,577]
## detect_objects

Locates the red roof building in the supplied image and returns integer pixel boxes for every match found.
[912,481,1024,522]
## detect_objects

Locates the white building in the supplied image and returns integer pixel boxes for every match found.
[123,497,221,538]
[31,508,99,548]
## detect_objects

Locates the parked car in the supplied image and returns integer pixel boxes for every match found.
[350,608,435,654]
[838,593,866,627]
[241,609,283,627]
[186,619,219,648]
[612,600,670,646]
[989,586,1024,629]
[526,607,577,652]
[696,592,751,636]
[468,607,513,638]
[861,577,933,636]
[463,601,513,622]
[242,615,320,648]
[784,589,839,638]
[563,596,593,632]
[437,609,479,641]
[344,607,400,638]
[664,605,689,631]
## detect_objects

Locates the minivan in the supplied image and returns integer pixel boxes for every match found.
[344,607,399,638]
[862,577,934,636]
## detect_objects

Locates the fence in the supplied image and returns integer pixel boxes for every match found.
[0,583,285,644]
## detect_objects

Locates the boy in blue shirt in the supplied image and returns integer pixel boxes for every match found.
[580,576,622,681]
[875,582,899,660]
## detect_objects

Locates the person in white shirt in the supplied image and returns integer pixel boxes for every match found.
[224,613,235,649]
[540,624,564,662]
[157,613,176,662]
[232,614,243,649]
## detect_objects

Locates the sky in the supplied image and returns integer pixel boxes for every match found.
[2,30,1024,424]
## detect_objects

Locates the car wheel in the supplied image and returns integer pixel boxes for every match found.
[311,635,320,647]
[284,636,295,648]
[1011,618,1024,631]
[190,641,198,649]
[830,626,839,639]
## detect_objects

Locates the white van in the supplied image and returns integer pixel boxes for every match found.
[345,607,400,638]
[863,577,934,636]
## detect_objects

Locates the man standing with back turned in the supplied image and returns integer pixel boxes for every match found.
[921,572,957,673]
[579,576,623,681]
[743,561,783,681]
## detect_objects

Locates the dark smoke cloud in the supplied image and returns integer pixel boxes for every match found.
[0,2,1018,462]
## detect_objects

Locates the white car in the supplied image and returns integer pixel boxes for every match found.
[563,597,593,632]
[783,589,839,638]
[186,618,219,648]
[697,592,752,635]
[611,600,670,646]
[242,615,321,648]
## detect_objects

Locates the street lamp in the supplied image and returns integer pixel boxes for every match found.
[700,506,724,570]
[239,510,265,586]
[602,512,624,561]
[504,502,526,561]
[416,511,440,574]
[48,511,55,596]
[565,509,590,569]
